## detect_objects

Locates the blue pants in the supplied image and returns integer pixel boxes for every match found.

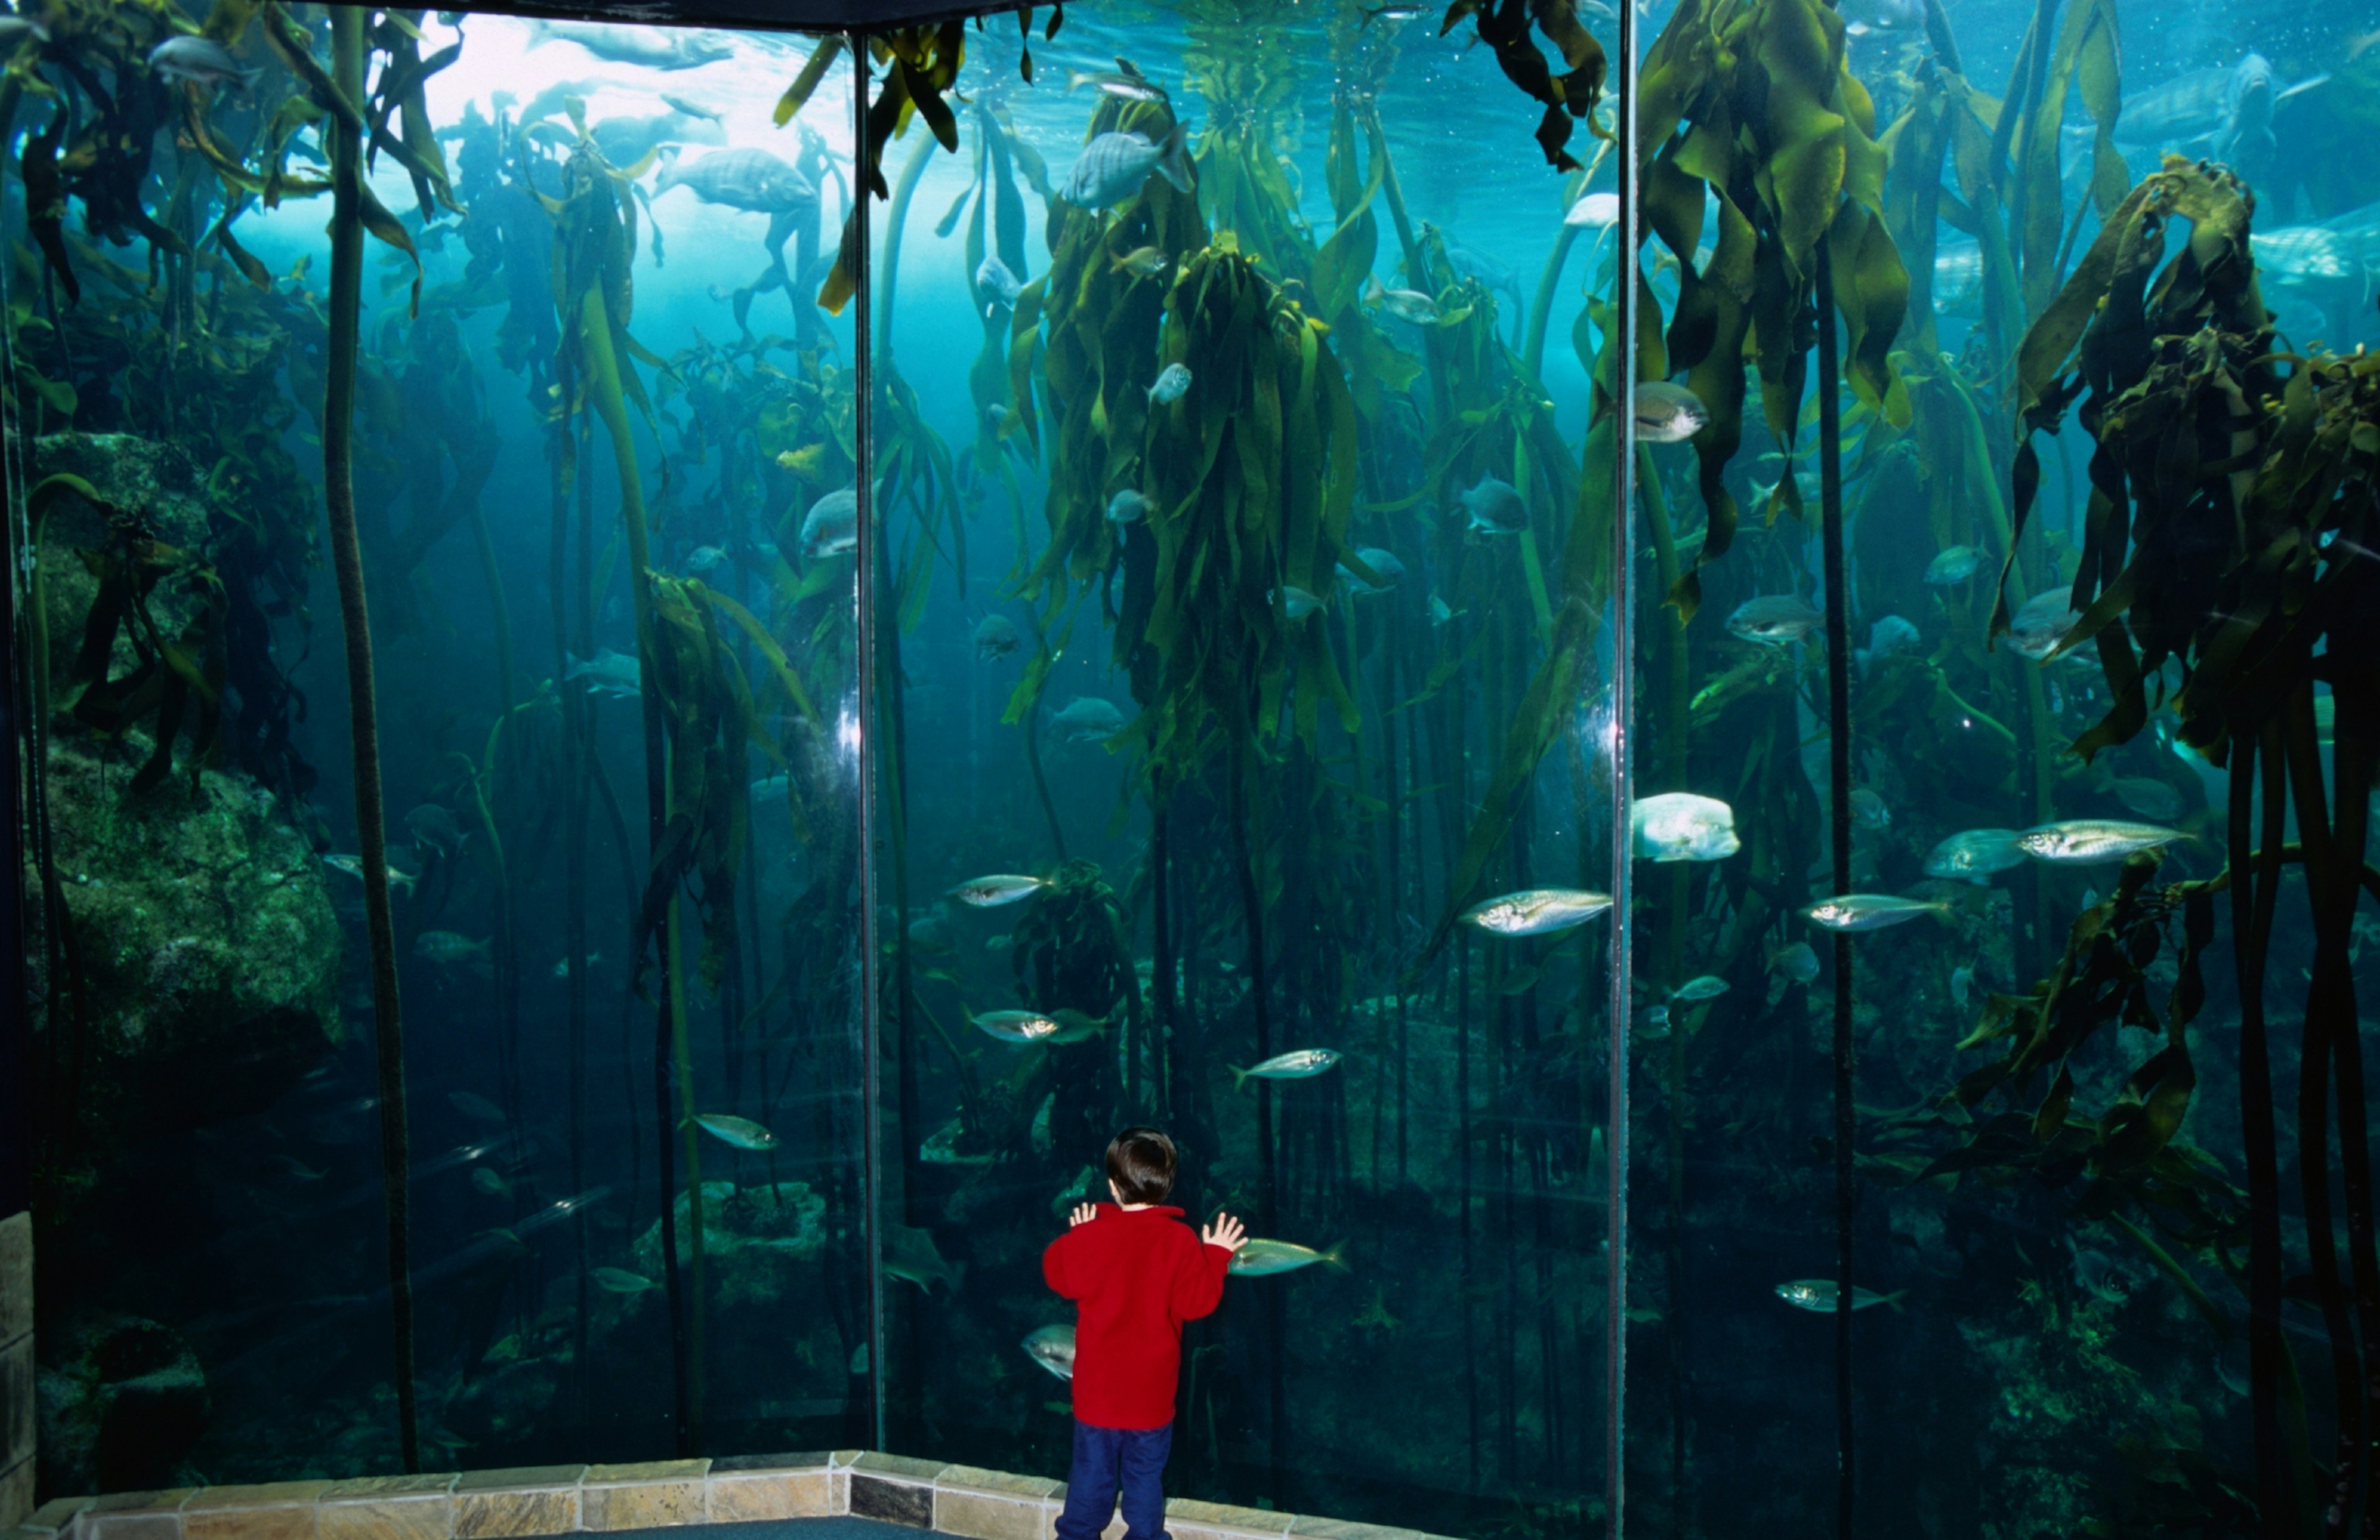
[1055,1419,1173,1540]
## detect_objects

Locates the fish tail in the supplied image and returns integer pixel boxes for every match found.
[1320,1243,1350,1271]
[1229,1064,1251,1091]
[1154,121,1194,195]
[1882,1290,1908,1313]
[1359,4,1379,23]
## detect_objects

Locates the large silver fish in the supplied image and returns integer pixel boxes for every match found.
[950,874,1048,907]
[1230,1239,1346,1277]
[1922,829,2028,884]
[1802,894,1953,931]
[1776,1279,1904,1312]
[1453,475,1530,536]
[2006,588,2081,660]
[524,19,733,71]
[592,111,725,165]
[656,148,816,213]
[1460,888,1614,936]
[2015,819,2189,864]
[566,648,642,697]
[1631,792,1742,862]
[1230,1049,1342,1089]
[1633,382,1709,442]
[1051,697,1127,742]
[1023,1324,1077,1381]
[801,488,858,558]
[149,35,259,89]
[1062,125,1194,209]
[1726,594,1827,646]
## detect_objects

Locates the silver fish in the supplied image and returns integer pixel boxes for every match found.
[1051,697,1127,742]
[1023,1323,1077,1381]
[1925,545,1981,584]
[1230,1239,1346,1277]
[1429,594,1458,625]
[2015,819,2190,865]
[975,255,1024,315]
[659,93,721,121]
[565,648,642,698]
[1631,792,1741,863]
[592,111,725,165]
[1062,126,1194,209]
[1768,942,1820,983]
[524,19,732,71]
[1727,594,1827,646]
[1460,888,1615,937]
[1776,1279,1903,1312]
[1106,489,1153,524]
[449,1091,505,1122]
[1231,1049,1342,1089]
[1802,894,1953,931]
[887,1224,965,1293]
[1365,275,1442,325]
[471,1168,508,1196]
[2006,587,2081,660]
[1856,615,1921,677]
[972,614,1020,661]
[416,930,492,966]
[1272,586,1324,620]
[1453,475,1529,536]
[1633,381,1709,442]
[692,1112,778,1150]
[2102,776,2187,821]
[1671,975,1730,1001]
[950,874,1048,907]
[1564,191,1620,230]
[149,35,260,89]
[1147,363,1192,404]
[970,1008,1103,1045]
[1949,964,1976,1010]
[592,1266,654,1293]
[324,851,413,891]
[801,488,859,557]
[1065,69,1167,103]
[1923,829,2028,884]
[1339,548,1406,593]
[0,15,49,46]
[404,803,465,855]
[1849,788,1890,830]
[682,545,728,574]
[655,147,816,213]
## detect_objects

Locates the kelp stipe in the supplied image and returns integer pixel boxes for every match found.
[322,4,419,1474]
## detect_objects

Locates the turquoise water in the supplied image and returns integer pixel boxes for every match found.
[7,2,2376,1537]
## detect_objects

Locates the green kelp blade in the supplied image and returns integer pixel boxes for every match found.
[773,36,847,128]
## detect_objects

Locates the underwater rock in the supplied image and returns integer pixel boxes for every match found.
[29,434,215,699]
[627,1181,827,1311]
[28,737,342,1151]
[36,1313,209,1494]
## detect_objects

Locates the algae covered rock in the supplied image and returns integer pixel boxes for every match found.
[28,434,214,701]
[36,1313,209,1495]
[30,736,341,1149]
[624,1180,827,1311]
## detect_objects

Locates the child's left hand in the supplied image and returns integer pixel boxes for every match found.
[1068,1203,1098,1228]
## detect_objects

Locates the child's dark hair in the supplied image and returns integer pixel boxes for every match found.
[1104,1127,1177,1205]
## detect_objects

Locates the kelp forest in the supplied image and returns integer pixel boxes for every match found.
[4,0,2379,1537]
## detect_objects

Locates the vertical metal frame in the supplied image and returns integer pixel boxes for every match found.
[848,26,888,1457]
[1604,7,1639,1533]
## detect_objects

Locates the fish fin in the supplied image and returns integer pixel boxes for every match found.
[1882,1290,1908,1312]
[1229,1065,1250,1091]
[1320,1243,1350,1271]
[1153,121,1194,195]
[2279,73,2332,102]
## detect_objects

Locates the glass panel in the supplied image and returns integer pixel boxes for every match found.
[868,6,1621,1531]
[1621,0,2348,1536]
[7,9,862,1483]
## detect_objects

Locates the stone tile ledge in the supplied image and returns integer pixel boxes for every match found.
[1,1452,1452,1540]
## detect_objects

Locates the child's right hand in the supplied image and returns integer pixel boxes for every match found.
[1202,1211,1248,1253]
[1069,1203,1098,1228]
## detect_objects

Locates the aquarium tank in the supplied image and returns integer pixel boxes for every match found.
[1,0,2376,1536]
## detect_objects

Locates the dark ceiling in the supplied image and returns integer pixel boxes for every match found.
[469,0,1016,35]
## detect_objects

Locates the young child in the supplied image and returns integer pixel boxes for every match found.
[1044,1127,1246,1540]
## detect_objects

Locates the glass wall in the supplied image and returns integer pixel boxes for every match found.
[6,9,867,1483]
[1617,0,2379,1535]
[865,7,1623,1532]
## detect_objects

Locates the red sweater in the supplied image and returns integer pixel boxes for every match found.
[1042,1204,1230,1429]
